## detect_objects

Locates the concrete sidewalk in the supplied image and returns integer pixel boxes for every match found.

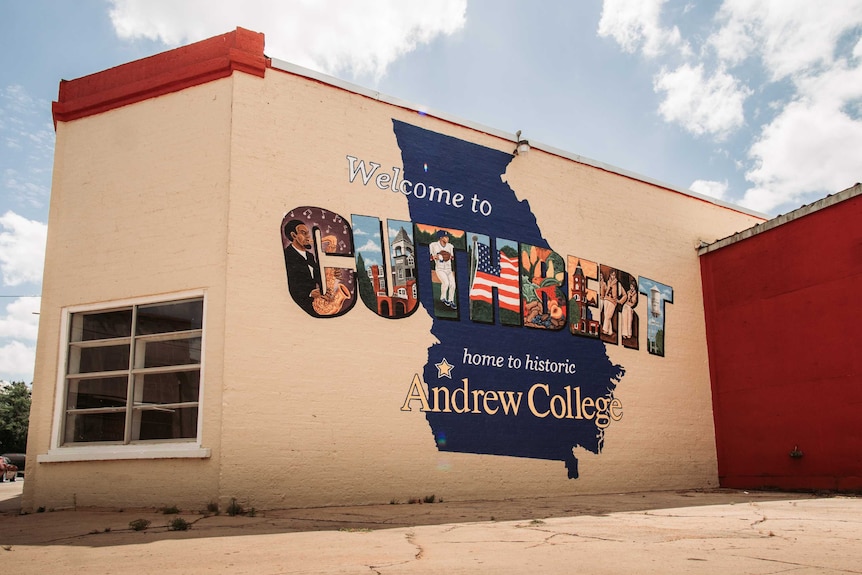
[1,481,859,574]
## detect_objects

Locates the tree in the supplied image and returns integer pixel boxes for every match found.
[0,381,31,453]
[355,252,378,312]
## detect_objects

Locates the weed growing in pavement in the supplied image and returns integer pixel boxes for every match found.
[129,518,151,531]
[168,518,191,531]
[227,498,244,516]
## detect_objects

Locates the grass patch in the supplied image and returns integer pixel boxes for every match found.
[226,498,244,516]
[128,518,151,531]
[168,517,191,531]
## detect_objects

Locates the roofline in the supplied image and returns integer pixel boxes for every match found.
[270,57,767,220]
[697,182,862,256]
[52,27,268,126]
[48,25,767,221]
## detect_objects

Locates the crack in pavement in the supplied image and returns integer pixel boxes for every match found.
[365,531,425,574]
[406,531,424,560]
[516,524,624,548]
[738,554,862,574]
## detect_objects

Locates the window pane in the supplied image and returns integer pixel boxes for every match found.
[75,310,132,342]
[63,297,205,446]
[140,337,202,368]
[65,412,125,443]
[136,299,203,335]
[135,371,200,404]
[74,344,130,373]
[67,376,128,409]
[137,406,198,440]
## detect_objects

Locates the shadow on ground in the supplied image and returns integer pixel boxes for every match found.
[0,488,832,549]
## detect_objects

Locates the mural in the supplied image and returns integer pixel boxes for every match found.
[639,277,674,357]
[281,207,356,318]
[568,257,600,339]
[599,265,640,350]
[521,244,567,331]
[281,122,675,478]
[351,215,420,319]
[392,120,622,478]
[415,225,467,320]
[468,235,520,326]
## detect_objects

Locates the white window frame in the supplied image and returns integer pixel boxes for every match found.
[40,290,210,463]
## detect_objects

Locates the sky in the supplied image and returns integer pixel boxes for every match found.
[1,0,860,382]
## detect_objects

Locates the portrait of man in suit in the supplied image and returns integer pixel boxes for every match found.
[283,219,322,315]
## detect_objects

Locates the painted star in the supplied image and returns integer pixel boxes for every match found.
[435,358,454,379]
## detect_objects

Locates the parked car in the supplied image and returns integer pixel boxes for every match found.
[1,453,24,477]
[0,457,17,482]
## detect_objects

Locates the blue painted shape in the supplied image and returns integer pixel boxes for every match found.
[393,120,624,478]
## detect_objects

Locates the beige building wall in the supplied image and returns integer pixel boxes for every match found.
[26,30,763,511]
[26,80,234,510]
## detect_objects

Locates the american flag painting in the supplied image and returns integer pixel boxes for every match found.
[470,242,520,313]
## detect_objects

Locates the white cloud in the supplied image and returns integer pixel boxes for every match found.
[107,0,467,79]
[707,0,862,211]
[654,64,750,139]
[0,86,54,155]
[689,179,728,201]
[599,0,862,214]
[0,340,36,384]
[597,0,686,57]
[0,297,39,343]
[741,65,862,212]
[0,211,47,286]
[709,0,862,81]
[388,224,412,238]
[733,11,862,213]
[0,296,39,382]
[4,168,50,209]
[0,86,54,210]
[356,239,382,254]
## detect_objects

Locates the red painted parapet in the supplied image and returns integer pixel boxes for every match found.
[52,27,268,126]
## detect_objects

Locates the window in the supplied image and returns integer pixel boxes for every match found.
[62,297,203,445]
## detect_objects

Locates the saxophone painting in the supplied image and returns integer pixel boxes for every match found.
[312,235,352,315]
[282,207,356,318]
